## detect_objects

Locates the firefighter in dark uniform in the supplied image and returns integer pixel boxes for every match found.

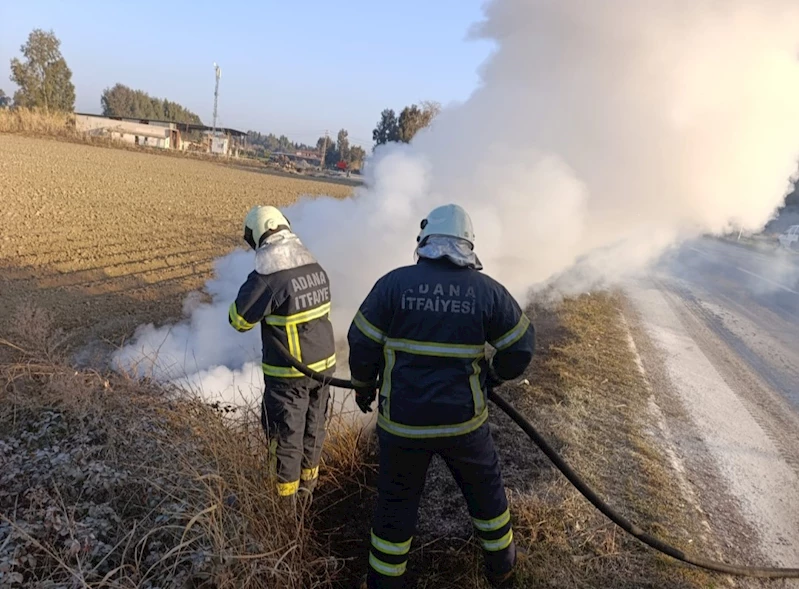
[229,205,336,502]
[348,204,535,588]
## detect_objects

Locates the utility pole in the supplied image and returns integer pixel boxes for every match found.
[212,63,221,137]
[320,130,328,170]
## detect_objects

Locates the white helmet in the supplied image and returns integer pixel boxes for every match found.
[417,204,475,248]
[243,205,291,249]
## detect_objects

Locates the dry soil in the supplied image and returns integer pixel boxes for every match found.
[0,135,352,344]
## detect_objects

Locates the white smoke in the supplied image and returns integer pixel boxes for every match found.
[113,0,799,406]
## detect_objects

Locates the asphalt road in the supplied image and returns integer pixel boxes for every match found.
[658,238,799,411]
[626,237,799,575]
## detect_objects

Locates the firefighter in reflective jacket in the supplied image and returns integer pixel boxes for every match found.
[348,204,535,589]
[229,205,336,501]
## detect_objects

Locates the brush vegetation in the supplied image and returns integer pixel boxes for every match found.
[0,294,718,588]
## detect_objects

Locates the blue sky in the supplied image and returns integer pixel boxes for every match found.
[0,0,493,147]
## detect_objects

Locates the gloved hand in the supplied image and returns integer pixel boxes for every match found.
[354,386,377,414]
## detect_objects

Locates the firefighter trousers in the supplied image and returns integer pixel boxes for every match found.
[367,424,516,589]
[261,377,330,496]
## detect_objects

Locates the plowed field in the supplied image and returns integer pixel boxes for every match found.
[0,135,352,344]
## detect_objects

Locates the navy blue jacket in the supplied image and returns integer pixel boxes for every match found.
[229,235,336,387]
[347,258,535,438]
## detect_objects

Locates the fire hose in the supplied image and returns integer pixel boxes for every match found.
[266,333,799,579]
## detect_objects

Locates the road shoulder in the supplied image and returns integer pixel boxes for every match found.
[624,279,799,586]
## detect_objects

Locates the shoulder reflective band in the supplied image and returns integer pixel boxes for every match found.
[369,553,407,577]
[265,302,332,326]
[229,302,256,332]
[473,509,511,532]
[377,408,488,439]
[490,315,530,351]
[353,311,387,344]
[385,338,484,358]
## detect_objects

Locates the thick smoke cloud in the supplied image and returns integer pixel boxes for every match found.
[113,0,799,407]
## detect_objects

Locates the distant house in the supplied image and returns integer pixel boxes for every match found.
[74,113,247,155]
[269,150,323,167]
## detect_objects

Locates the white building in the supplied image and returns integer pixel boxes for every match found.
[75,114,177,149]
[74,113,247,155]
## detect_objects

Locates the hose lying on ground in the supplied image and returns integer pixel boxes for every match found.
[265,332,799,579]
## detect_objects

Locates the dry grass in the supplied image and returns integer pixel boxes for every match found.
[0,108,78,137]
[0,295,721,587]
[500,293,716,588]
[0,306,365,588]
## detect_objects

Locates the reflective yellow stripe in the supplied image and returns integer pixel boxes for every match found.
[277,480,299,496]
[265,303,331,371]
[262,353,337,378]
[473,509,511,532]
[301,466,319,481]
[385,338,484,358]
[371,531,412,555]
[354,311,387,344]
[490,315,530,351]
[228,302,256,332]
[480,529,514,552]
[266,303,332,326]
[286,323,302,362]
[381,348,396,420]
[377,408,488,439]
[469,357,485,416]
[369,553,407,577]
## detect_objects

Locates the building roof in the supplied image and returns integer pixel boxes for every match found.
[74,112,248,137]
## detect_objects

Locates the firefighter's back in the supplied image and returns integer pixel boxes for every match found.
[355,257,532,438]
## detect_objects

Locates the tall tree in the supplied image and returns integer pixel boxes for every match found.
[372,109,400,148]
[9,29,75,112]
[336,128,350,163]
[419,100,442,121]
[398,102,440,143]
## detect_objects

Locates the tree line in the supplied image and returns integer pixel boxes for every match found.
[246,129,368,170]
[5,28,438,168]
[101,84,202,124]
